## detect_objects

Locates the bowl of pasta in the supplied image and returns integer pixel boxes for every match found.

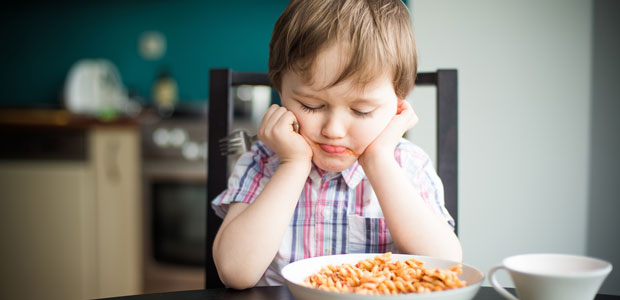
[281,252,484,300]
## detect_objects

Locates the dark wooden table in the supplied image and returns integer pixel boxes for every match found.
[100,286,618,300]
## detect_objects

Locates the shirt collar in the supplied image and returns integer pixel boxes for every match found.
[308,160,366,189]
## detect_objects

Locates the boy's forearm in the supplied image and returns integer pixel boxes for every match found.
[362,157,463,262]
[213,161,311,288]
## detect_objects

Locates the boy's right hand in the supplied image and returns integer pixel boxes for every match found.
[258,104,313,167]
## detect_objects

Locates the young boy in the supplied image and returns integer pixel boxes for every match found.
[211,0,462,289]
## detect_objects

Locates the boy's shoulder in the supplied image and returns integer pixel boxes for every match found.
[396,138,433,165]
[396,138,427,154]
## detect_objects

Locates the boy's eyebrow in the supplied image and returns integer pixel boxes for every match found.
[291,89,325,101]
[292,89,380,105]
[351,96,381,105]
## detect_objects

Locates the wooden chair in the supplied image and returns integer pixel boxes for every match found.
[206,68,458,288]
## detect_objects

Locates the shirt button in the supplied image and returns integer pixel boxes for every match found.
[323,210,331,218]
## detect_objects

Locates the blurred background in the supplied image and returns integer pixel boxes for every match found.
[408,0,619,296]
[0,0,618,299]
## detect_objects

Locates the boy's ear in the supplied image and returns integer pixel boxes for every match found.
[396,98,406,114]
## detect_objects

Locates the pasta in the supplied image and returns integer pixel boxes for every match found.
[304,253,467,294]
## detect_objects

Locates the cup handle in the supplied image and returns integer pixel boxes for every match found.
[488,265,519,300]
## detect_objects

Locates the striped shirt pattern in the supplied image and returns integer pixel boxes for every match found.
[211,138,454,286]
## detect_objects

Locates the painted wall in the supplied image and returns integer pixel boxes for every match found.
[587,0,620,295]
[0,1,287,107]
[409,0,619,294]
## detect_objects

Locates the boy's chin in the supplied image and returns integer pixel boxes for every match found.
[312,157,357,173]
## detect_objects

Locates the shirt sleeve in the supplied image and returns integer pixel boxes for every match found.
[210,142,276,219]
[395,139,456,229]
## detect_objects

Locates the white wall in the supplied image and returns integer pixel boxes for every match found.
[407,0,618,293]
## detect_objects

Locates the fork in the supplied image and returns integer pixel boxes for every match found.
[219,122,299,156]
[219,130,258,156]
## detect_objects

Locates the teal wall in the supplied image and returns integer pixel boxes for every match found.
[0,1,288,108]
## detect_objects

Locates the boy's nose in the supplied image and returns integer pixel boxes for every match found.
[321,116,346,139]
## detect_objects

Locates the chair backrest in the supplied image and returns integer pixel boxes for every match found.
[206,68,458,289]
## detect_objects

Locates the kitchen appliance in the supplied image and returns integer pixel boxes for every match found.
[140,84,271,292]
[64,59,140,118]
[141,109,208,293]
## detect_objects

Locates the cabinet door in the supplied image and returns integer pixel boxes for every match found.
[0,127,142,300]
[90,128,142,298]
[0,161,97,300]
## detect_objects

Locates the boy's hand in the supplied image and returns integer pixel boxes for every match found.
[258,104,313,167]
[359,99,418,167]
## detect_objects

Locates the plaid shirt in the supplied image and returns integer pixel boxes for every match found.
[211,138,454,286]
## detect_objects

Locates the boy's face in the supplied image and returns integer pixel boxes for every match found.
[280,43,400,172]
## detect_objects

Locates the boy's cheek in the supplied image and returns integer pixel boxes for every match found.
[280,100,294,112]
[357,112,396,146]
[353,123,384,147]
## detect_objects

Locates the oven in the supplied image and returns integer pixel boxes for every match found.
[140,86,271,292]
[141,112,208,293]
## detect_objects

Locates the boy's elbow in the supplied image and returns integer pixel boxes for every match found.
[219,272,259,290]
[435,239,463,263]
[213,248,261,289]
[418,250,462,264]
[433,231,463,262]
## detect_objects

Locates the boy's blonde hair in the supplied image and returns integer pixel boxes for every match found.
[269,0,417,99]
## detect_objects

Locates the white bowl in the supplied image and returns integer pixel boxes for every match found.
[281,253,484,300]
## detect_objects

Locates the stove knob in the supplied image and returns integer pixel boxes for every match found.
[169,128,187,148]
[182,141,200,161]
[153,128,170,147]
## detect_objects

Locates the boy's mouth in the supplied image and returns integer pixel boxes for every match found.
[319,144,350,155]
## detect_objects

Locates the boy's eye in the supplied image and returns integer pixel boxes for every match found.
[300,102,323,113]
[352,109,374,118]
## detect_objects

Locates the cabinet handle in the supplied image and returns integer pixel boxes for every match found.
[105,140,121,182]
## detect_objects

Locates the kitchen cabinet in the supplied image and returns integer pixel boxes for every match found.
[0,112,142,300]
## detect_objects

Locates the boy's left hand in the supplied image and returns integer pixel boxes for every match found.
[358,99,418,167]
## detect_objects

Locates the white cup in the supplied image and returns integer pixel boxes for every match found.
[488,253,612,300]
